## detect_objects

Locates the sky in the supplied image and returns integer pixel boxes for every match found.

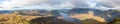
[0,0,120,10]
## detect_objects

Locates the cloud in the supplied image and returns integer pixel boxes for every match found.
[0,0,92,10]
[0,0,45,10]
[97,0,120,8]
[0,0,120,10]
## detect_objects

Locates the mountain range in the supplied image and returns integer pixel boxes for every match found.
[0,8,120,23]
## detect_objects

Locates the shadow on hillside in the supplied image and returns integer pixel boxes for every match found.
[80,19,107,24]
[29,17,109,24]
[108,17,120,24]
[29,17,76,24]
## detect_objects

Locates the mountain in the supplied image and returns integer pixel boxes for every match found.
[0,10,13,14]
[68,8,120,22]
[1,8,120,23]
[13,9,53,17]
[105,9,120,22]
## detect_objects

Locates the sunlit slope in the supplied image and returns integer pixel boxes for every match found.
[70,11,106,22]
[0,12,41,24]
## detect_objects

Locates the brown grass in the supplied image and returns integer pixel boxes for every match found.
[70,11,106,22]
[0,12,41,24]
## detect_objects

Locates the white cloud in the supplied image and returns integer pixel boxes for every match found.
[97,0,120,8]
[0,0,44,10]
[0,0,120,10]
[0,0,91,10]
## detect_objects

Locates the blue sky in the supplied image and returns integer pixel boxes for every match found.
[0,0,120,10]
[0,0,5,4]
